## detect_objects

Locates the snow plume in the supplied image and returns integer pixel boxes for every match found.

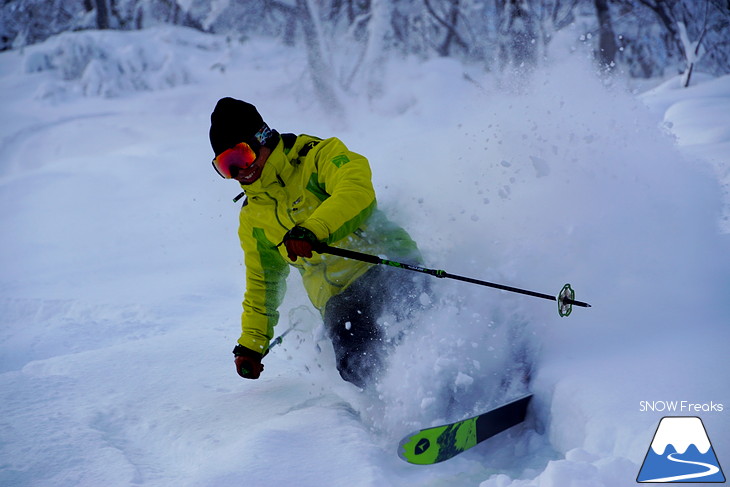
[360,55,730,473]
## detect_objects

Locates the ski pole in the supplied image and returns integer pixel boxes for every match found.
[315,243,591,317]
[268,306,318,351]
[268,326,294,350]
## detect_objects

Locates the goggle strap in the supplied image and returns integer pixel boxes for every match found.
[212,159,226,178]
[255,123,273,146]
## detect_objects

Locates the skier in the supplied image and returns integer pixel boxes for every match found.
[209,97,429,388]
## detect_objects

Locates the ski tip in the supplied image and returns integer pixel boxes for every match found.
[396,439,414,463]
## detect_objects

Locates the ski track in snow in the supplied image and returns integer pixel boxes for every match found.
[1,26,729,487]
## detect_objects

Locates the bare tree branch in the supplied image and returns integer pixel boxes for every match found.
[423,0,468,56]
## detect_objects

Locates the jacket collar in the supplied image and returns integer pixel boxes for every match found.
[240,139,293,194]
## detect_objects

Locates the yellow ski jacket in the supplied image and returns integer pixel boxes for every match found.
[236,133,422,354]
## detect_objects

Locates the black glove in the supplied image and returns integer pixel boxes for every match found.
[282,226,320,262]
[233,345,264,379]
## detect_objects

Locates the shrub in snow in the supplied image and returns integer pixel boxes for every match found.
[23,27,216,99]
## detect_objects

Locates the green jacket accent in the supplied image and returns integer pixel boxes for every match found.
[236,134,422,353]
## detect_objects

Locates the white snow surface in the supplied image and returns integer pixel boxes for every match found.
[1,26,729,486]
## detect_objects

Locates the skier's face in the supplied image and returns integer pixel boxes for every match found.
[232,146,270,185]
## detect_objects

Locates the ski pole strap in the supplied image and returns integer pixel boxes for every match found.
[315,244,591,316]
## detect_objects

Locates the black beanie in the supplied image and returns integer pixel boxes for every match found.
[209,97,279,156]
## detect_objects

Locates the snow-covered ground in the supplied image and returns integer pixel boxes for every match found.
[1,27,728,486]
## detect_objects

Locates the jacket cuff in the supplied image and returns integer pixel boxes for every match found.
[232,344,264,359]
[300,219,329,242]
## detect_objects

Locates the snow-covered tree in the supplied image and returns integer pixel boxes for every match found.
[613,0,730,80]
[1,0,728,88]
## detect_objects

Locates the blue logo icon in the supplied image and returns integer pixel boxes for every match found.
[637,416,725,483]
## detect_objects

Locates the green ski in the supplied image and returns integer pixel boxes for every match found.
[398,394,532,465]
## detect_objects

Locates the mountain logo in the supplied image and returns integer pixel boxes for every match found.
[637,416,725,483]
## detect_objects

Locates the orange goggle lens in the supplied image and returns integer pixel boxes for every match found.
[212,142,257,179]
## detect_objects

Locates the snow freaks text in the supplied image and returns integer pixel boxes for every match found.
[639,401,724,413]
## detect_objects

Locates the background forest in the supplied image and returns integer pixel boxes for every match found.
[2,0,729,113]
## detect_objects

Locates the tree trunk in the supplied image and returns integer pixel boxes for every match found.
[635,0,683,58]
[361,0,390,99]
[440,0,461,57]
[94,0,110,30]
[499,0,537,70]
[296,0,346,120]
[424,0,467,57]
[594,0,617,69]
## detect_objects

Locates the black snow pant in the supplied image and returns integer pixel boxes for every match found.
[323,265,431,389]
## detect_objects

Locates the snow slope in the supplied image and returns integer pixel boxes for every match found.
[1,27,728,486]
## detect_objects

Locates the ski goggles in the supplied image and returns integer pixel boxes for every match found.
[212,142,258,179]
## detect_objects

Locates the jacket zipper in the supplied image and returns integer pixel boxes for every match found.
[262,191,291,233]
